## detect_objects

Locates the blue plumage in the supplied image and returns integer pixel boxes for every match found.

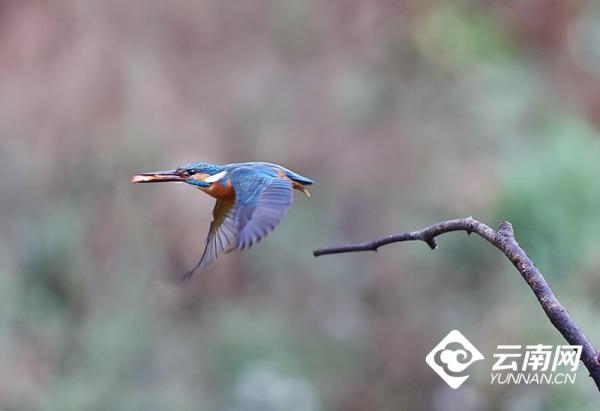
[132,161,314,278]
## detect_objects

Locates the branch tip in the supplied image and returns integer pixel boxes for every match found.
[498,220,514,237]
[425,238,437,249]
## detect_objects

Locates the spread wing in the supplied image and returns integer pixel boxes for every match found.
[183,166,294,278]
[183,199,237,279]
[230,167,294,249]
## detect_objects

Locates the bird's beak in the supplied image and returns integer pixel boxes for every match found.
[131,169,187,183]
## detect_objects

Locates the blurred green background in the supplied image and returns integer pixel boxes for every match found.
[2,0,600,410]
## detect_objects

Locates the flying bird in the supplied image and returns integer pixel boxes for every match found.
[132,161,314,278]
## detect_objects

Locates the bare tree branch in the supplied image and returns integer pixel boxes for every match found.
[313,216,600,391]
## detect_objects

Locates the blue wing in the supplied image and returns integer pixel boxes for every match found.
[184,199,237,278]
[229,166,294,249]
[184,166,294,277]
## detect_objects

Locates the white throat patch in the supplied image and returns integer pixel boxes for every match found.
[205,170,228,183]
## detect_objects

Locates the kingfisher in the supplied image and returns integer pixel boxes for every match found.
[132,161,314,278]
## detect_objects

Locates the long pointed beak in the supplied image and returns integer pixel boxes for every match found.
[131,169,187,183]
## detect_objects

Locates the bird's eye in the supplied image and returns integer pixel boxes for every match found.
[177,168,190,176]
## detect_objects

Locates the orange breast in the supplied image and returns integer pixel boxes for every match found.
[202,180,235,200]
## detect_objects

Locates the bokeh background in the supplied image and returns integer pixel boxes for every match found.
[2,0,600,410]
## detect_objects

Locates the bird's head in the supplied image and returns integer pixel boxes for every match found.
[131,162,224,188]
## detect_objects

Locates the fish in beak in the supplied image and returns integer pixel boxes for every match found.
[131,169,188,183]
